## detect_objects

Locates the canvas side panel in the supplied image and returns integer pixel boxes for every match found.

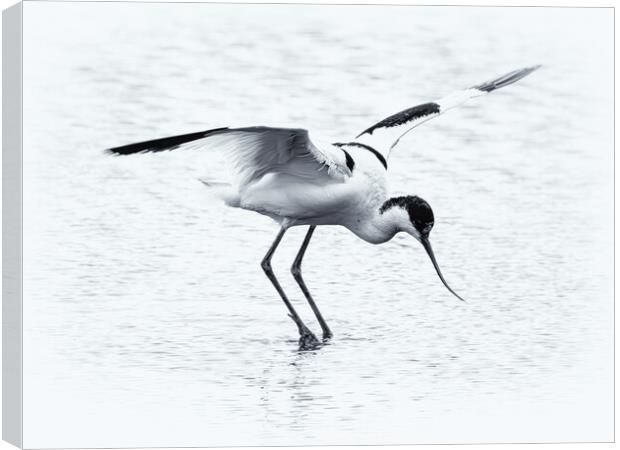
[3,2,23,448]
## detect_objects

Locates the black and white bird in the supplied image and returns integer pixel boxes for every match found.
[108,65,540,349]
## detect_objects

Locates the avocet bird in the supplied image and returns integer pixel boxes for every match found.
[108,65,540,349]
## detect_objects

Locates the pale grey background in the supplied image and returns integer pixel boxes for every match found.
[20,2,613,448]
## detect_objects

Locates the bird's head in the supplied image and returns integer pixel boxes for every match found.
[380,195,465,302]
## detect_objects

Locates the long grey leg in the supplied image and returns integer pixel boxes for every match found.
[261,227,319,349]
[291,226,333,340]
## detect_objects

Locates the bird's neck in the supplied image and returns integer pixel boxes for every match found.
[350,207,399,244]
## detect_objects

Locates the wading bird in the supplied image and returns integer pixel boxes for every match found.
[108,65,540,349]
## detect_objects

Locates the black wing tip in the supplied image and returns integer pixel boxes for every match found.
[357,102,441,138]
[105,142,186,156]
[105,126,229,155]
[105,145,149,156]
[473,64,542,93]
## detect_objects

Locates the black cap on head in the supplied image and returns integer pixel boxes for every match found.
[380,195,434,236]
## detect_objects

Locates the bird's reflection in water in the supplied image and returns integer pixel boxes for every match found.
[287,348,323,433]
[255,341,334,435]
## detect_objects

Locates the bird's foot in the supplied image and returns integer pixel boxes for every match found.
[321,329,333,341]
[287,314,321,351]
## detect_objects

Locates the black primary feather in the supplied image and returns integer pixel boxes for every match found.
[106,127,229,155]
[357,102,440,138]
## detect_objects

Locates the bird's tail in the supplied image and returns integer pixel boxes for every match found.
[199,179,240,207]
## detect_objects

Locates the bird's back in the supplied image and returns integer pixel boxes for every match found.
[237,142,389,227]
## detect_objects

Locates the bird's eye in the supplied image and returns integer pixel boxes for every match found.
[414,220,433,236]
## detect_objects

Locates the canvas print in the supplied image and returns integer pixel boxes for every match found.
[4,1,614,448]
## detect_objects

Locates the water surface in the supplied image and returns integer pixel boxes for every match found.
[21,3,613,447]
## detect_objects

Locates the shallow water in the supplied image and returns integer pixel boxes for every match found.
[21,3,613,447]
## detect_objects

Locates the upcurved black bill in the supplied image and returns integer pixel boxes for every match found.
[420,236,466,302]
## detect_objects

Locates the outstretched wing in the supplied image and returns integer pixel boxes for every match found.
[107,126,353,188]
[356,65,541,159]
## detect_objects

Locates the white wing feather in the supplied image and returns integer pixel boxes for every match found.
[178,126,351,188]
